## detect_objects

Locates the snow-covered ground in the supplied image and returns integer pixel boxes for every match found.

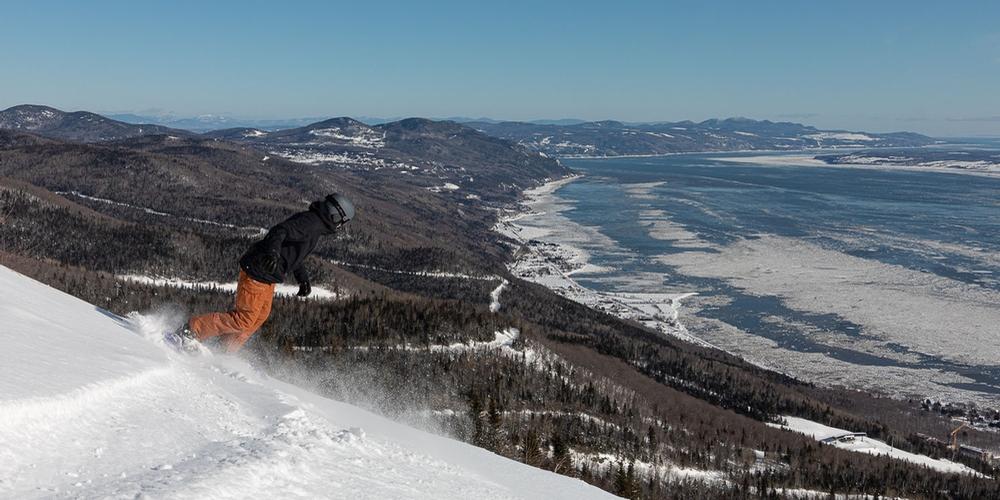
[0,265,614,499]
[489,279,508,313]
[570,450,726,485]
[428,182,460,193]
[828,154,1000,174]
[770,416,980,476]
[308,127,385,149]
[329,260,498,281]
[272,149,418,172]
[117,274,339,301]
[721,153,1000,176]
[804,132,876,142]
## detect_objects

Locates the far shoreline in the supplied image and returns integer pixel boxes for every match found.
[558,147,1000,178]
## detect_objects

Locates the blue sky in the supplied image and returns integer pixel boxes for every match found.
[1,1,998,136]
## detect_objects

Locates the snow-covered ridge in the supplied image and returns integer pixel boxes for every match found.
[0,266,613,499]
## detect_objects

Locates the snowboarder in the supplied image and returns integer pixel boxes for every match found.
[170,193,355,353]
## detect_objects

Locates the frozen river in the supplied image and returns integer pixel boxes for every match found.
[546,148,1000,405]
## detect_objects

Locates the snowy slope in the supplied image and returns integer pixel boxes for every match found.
[0,266,615,499]
[770,416,979,476]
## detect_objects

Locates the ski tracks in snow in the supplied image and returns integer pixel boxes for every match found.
[0,314,524,499]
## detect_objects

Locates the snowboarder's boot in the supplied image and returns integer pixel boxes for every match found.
[165,324,200,353]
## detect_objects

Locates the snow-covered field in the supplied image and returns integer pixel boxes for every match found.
[428,182,461,193]
[829,154,1000,174]
[308,127,385,149]
[770,416,979,476]
[329,261,497,281]
[804,132,876,142]
[272,148,418,172]
[117,274,339,301]
[0,266,614,499]
[722,153,1000,176]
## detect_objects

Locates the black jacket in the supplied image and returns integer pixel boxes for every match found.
[240,201,339,284]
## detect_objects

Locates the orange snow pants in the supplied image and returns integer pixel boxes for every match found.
[189,270,276,353]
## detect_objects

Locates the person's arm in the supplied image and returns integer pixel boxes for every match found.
[292,263,310,285]
[293,264,311,297]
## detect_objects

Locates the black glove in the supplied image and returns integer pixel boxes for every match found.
[297,281,311,297]
[259,253,281,275]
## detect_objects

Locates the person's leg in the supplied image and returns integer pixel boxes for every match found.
[220,286,274,353]
[189,271,274,348]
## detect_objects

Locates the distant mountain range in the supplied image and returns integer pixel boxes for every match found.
[202,116,569,201]
[106,112,590,130]
[2,105,935,158]
[0,105,190,142]
[466,118,935,157]
[107,112,331,132]
[0,104,566,206]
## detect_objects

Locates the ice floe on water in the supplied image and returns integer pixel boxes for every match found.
[496,177,710,347]
[657,234,1000,368]
[646,228,1000,405]
[638,208,707,248]
[622,181,665,200]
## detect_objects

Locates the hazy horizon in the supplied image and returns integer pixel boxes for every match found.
[2,1,998,136]
[3,102,998,139]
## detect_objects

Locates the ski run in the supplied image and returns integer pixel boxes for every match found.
[57,191,267,235]
[0,265,614,499]
[117,274,339,301]
[770,416,980,476]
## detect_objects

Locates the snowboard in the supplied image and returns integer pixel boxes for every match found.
[163,329,205,355]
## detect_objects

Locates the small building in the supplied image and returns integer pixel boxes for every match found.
[958,444,999,465]
[820,432,867,444]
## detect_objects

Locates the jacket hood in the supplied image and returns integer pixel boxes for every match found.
[308,200,339,232]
